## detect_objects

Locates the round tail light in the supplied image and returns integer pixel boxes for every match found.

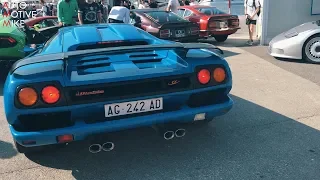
[18,87,38,106]
[213,68,226,83]
[197,69,211,84]
[41,86,60,104]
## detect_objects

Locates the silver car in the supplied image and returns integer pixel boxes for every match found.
[268,20,320,64]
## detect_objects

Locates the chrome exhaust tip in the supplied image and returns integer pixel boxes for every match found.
[175,128,186,138]
[89,144,102,153]
[102,142,115,152]
[163,131,175,140]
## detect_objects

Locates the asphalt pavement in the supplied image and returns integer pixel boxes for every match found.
[1,18,320,179]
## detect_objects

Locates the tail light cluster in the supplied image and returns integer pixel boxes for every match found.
[0,36,17,48]
[196,66,227,86]
[16,82,65,108]
[160,29,170,38]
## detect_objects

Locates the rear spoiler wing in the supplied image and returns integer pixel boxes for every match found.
[10,43,223,73]
[63,43,223,58]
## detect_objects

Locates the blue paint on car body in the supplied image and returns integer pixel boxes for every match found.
[4,24,233,152]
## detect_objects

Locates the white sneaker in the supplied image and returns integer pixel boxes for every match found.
[246,40,253,46]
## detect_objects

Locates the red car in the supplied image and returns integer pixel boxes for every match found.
[24,16,58,28]
[177,5,240,42]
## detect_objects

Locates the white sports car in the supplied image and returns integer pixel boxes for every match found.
[268,20,320,64]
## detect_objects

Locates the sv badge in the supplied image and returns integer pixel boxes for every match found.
[168,80,180,86]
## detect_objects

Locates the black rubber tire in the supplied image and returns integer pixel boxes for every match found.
[214,35,228,42]
[302,34,320,64]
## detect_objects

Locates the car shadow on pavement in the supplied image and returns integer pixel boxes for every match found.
[0,141,17,159]
[25,95,320,180]
[274,57,320,65]
[201,38,260,48]
[220,49,240,59]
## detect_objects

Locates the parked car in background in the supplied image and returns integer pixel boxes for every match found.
[177,5,240,42]
[0,15,26,71]
[0,15,61,77]
[269,20,320,64]
[24,16,59,29]
[131,9,200,42]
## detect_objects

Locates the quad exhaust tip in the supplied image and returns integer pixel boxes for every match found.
[163,131,175,140]
[89,144,102,153]
[89,142,114,153]
[175,128,186,138]
[102,142,115,151]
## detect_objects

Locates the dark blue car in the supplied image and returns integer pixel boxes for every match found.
[3,23,233,154]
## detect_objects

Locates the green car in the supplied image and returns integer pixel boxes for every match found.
[0,15,26,68]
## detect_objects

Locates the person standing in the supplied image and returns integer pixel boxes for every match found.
[138,0,149,9]
[244,0,261,46]
[37,0,49,17]
[166,0,180,13]
[97,0,108,23]
[78,0,101,24]
[107,1,130,23]
[57,0,79,27]
[149,0,158,8]
[0,3,7,15]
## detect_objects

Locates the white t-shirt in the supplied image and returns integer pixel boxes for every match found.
[244,0,260,20]
[138,3,149,9]
[108,6,130,24]
[168,0,180,14]
[190,1,199,6]
[41,5,48,16]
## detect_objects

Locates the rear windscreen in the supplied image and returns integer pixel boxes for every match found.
[145,11,188,24]
[196,7,226,15]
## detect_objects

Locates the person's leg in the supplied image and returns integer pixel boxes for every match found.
[246,18,252,44]
[250,24,255,40]
[248,24,252,41]
[247,21,256,45]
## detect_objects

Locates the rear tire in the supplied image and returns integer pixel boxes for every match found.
[214,35,228,42]
[302,34,320,64]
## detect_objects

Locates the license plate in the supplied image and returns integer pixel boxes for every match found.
[175,30,185,37]
[104,98,163,117]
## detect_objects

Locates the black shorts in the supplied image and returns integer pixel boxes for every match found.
[246,18,257,25]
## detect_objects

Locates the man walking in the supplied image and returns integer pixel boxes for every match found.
[78,0,102,24]
[166,0,180,13]
[107,1,130,23]
[244,0,261,46]
[57,0,79,27]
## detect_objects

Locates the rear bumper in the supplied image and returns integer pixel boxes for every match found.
[162,35,200,41]
[200,28,240,37]
[10,96,233,147]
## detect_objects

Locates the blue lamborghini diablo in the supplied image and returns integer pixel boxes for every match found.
[3,23,233,153]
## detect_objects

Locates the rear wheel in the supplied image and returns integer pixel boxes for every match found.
[214,35,228,42]
[303,34,320,64]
